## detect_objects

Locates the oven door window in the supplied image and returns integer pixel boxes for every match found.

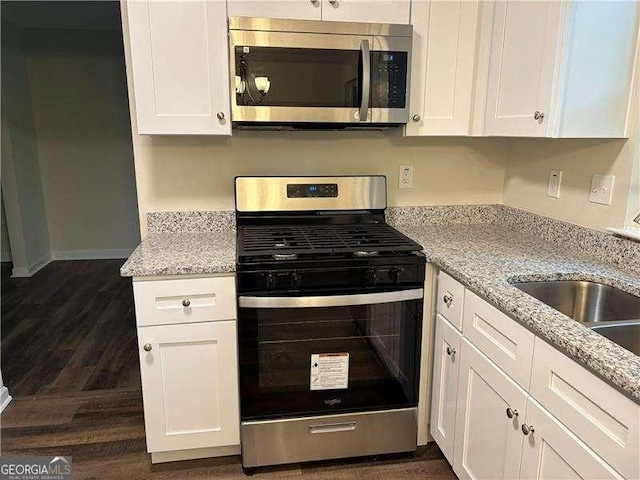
[238,294,422,420]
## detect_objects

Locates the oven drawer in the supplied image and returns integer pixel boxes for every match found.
[241,408,417,467]
[133,276,236,327]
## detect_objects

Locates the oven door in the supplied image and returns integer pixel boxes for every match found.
[238,288,423,420]
[229,30,372,124]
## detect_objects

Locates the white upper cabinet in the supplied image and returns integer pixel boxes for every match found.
[406,0,480,136]
[321,0,410,24]
[483,1,639,138]
[124,1,231,135]
[227,0,322,20]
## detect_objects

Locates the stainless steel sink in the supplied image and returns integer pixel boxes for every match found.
[511,280,640,355]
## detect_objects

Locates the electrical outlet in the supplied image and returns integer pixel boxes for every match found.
[547,169,562,198]
[589,174,615,205]
[399,165,413,189]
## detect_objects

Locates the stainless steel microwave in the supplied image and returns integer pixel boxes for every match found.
[229,17,412,128]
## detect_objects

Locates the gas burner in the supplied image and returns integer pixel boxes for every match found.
[273,253,298,260]
[354,251,379,257]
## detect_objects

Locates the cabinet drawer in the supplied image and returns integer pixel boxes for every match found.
[133,276,236,327]
[437,271,465,331]
[462,290,534,389]
[530,338,639,479]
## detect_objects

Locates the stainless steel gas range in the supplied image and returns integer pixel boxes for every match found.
[234,176,426,474]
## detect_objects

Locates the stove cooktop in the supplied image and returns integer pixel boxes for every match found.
[237,223,422,262]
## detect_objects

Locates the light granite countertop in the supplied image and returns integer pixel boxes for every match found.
[120,231,236,277]
[120,208,640,401]
[395,223,640,402]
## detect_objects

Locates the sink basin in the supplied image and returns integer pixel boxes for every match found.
[512,280,640,355]
[512,280,640,324]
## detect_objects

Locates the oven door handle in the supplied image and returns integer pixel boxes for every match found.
[239,288,423,309]
[359,38,370,122]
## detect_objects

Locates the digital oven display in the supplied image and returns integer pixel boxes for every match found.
[287,183,338,198]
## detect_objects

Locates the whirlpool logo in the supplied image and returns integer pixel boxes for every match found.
[0,455,72,480]
[323,398,342,406]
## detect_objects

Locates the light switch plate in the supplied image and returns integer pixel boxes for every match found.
[589,174,615,205]
[547,169,562,198]
[399,165,414,189]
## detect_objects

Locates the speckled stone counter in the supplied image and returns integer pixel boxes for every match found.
[120,231,236,277]
[394,222,640,402]
[121,207,640,400]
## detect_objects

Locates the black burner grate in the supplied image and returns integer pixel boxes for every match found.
[238,223,421,256]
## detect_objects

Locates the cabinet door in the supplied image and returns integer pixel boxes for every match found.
[138,321,240,452]
[322,0,410,24]
[519,398,623,480]
[453,338,526,480]
[483,1,564,136]
[430,314,463,464]
[227,0,322,20]
[125,1,231,135]
[406,0,480,136]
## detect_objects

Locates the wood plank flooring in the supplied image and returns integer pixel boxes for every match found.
[1,260,456,479]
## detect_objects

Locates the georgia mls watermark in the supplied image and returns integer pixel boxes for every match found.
[0,456,72,480]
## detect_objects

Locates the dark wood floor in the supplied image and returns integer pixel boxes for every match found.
[1,260,456,479]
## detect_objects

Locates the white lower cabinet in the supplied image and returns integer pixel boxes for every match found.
[520,398,623,480]
[138,321,240,453]
[431,269,638,479]
[453,338,526,480]
[429,314,462,463]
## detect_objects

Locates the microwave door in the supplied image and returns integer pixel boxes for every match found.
[230,31,373,124]
[369,35,411,124]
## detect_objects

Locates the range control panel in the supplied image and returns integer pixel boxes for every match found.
[287,183,338,198]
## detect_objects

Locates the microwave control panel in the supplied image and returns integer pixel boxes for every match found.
[287,183,339,198]
[372,51,408,109]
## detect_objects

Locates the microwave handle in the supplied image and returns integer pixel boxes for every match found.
[239,288,423,309]
[359,39,370,122]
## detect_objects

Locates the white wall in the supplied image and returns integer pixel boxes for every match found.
[1,19,52,276]
[129,131,507,236]
[25,28,140,258]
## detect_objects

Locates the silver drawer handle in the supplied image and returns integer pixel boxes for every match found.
[506,408,518,419]
[522,424,535,435]
[443,293,453,307]
[143,343,152,352]
[182,298,191,307]
[309,421,356,434]
[446,346,456,356]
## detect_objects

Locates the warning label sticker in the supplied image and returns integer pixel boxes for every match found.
[310,353,349,390]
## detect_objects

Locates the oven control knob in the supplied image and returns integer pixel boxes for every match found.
[388,267,400,284]
[266,273,277,290]
[291,272,302,289]
[366,268,378,285]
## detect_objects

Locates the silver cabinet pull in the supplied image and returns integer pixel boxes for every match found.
[216,111,225,120]
[506,408,518,419]
[329,0,338,4]
[521,424,535,435]
[412,114,421,122]
[311,0,319,4]
[446,346,456,356]
[143,343,152,352]
[443,293,454,307]
[182,298,191,307]
[533,111,544,124]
